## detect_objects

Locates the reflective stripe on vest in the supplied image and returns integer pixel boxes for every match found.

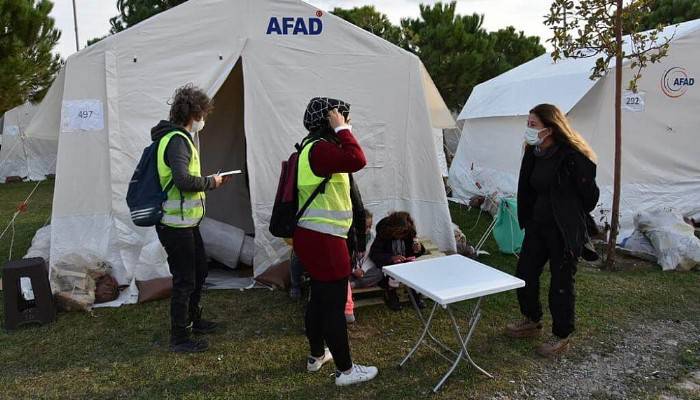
[156,131,206,228]
[297,139,353,238]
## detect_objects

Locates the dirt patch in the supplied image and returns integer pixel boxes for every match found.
[488,319,700,399]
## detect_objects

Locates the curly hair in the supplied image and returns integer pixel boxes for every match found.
[168,84,213,126]
[378,211,417,240]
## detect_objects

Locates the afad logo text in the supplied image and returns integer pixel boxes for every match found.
[266,10,324,36]
[661,67,695,98]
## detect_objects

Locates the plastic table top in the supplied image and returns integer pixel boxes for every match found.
[383,254,525,306]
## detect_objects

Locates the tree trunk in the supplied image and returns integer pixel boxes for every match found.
[605,0,624,270]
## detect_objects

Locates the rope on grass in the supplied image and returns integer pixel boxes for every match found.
[0,180,43,260]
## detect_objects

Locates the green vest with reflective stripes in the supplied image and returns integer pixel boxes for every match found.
[297,139,353,238]
[157,131,205,228]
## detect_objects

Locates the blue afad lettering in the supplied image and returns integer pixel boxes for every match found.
[266,17,323,35]
[673,77,695,86]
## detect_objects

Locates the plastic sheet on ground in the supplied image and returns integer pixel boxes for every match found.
[619,230,657,262]
[204,269,254,290]
[24,225,51,261]
[634,210,700,271]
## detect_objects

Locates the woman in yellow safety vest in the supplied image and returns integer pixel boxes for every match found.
[293,97,378,386]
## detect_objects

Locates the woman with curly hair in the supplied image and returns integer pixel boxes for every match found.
[152,84,231,353]
[369,211,426,311]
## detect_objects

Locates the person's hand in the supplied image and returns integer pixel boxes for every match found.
[391,255,406,264]
[212,174,232,189]
[352,268,364,278]
[328,109,346,130]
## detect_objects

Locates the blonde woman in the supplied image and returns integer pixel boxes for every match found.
[505,104,599,357]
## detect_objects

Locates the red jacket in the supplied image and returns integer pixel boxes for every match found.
[293,128,366,281]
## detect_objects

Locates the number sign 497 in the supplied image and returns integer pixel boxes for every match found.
[78,110,94,119]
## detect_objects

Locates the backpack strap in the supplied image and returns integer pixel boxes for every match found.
[163,179,175,194]
[294,137,331,220]
[295,176,332,221]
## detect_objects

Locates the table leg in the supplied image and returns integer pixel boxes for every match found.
[407,288,459,358]
[447,298,494,379]
[400,300,439,367]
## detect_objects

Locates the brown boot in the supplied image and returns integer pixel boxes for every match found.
[536,335,571,357]
[505,318,543,338]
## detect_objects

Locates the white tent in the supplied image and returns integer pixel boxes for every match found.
[25,0,457,305]
[449,19,700,233]
[0,102,57,181]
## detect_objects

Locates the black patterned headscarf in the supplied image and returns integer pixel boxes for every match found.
[303,97,351,132]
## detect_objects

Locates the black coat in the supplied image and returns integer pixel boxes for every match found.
[517,143,600,259]
[369,217,426,269]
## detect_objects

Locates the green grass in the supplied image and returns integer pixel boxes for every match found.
[0,185,698,399]
[0,180,54,270]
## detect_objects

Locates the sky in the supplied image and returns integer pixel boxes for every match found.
[50,0,554,58]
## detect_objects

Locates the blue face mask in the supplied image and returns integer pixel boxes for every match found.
[366,231,374,244]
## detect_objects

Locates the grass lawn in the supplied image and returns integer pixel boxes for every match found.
[0,182,699,399]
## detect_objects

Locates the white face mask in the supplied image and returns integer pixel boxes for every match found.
[191,119,205,134]
[524,127,547,146]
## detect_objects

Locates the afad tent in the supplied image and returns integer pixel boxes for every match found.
[0,102,57,181]
[25,0,457,305]
[449,19,700,233]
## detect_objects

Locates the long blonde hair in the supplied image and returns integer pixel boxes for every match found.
[530,104,597,163]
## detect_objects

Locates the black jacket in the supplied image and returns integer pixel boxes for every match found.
[346,175,368,253]
[369,217,426,269]
[517,143,600,258]
[151,120,214,192]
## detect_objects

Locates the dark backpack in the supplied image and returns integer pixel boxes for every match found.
[269,141,330,238]
[126,142,173,227]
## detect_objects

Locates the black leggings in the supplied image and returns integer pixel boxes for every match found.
[306,277,352,371]
[516,221,577,338]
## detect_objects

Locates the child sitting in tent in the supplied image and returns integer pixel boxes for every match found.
[369,211,426,311]
[350,210,383,289]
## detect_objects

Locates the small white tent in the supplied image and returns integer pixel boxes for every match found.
[449,19,700,232]
[0,102,57,181]
[25,0,456,305]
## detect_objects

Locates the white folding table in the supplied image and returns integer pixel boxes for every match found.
[383,254,525,393]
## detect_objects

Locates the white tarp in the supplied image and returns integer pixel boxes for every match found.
[0,102,57,181]
[25,0,457,306]
[450,19,700,232]
[635,210,700,271]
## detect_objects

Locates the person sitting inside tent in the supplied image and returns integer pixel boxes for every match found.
[369,211,426,311]
[350,210,383,289]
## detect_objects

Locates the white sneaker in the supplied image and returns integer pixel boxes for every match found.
[335,364,378,386]
[307,348,333,372]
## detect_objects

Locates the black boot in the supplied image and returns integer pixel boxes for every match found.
[170,329,209,353]
[190,306,219,334]
[384,288,402,311]
[410,289,426,309]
